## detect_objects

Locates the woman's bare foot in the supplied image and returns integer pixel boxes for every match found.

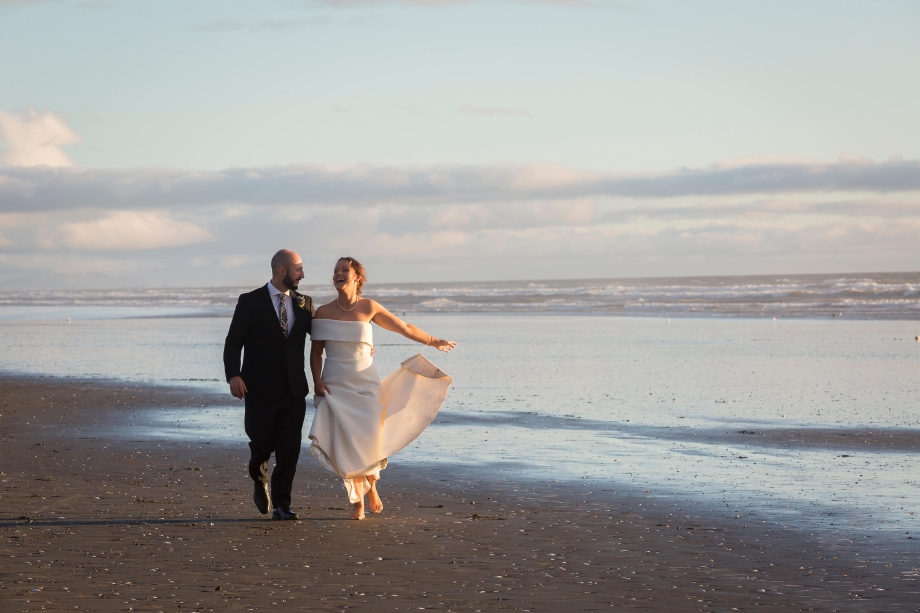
[349,499,365,520]
[367,478,384,514]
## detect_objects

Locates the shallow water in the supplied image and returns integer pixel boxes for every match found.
[1,311,918,536]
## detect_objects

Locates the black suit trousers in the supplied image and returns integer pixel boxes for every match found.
[244,391,307,508]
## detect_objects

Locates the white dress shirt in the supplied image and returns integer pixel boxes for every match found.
[267,281,295,335]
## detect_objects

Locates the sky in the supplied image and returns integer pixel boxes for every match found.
[0,0,918,289]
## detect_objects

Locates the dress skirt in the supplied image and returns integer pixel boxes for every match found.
[308,319,452,504]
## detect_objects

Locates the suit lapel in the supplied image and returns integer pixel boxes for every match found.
[290,294,308,335]
[260,285,287,340]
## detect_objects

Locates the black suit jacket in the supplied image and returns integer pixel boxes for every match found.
[223,285,315,400]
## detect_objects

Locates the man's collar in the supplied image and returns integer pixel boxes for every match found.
[267,281,290,296]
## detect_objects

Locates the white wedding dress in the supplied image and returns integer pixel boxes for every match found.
[308,319,452,504]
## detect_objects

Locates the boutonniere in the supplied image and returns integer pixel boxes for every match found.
[296,296,306,309]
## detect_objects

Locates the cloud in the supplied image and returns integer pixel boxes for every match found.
[44,211,212,251]
[1,159,919,214]
[424,199,596,231]
[0,156,918,286]
[458,105,533,118]
[0,109,80,168]
[1,193,917,287]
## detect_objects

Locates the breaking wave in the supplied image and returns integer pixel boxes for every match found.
[1,273,918,319]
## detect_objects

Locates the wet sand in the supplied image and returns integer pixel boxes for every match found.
[1,376,918,612]
[438,410,920,453]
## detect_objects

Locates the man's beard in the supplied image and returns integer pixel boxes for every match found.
[282,272,300,291]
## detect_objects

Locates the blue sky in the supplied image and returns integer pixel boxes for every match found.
[1,0,919,288]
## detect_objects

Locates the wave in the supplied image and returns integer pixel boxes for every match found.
[0,272,917,319]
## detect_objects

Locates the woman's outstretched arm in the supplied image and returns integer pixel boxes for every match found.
[370,301,457,352]
[310,340,331,396]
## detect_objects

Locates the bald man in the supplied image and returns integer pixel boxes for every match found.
[223,249,315,520]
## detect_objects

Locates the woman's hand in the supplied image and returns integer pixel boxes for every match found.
[314,378,332,397]
[431,338,457,353]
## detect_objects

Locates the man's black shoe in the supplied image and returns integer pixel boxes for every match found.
[272,504,300,521]
[253,482,270,515]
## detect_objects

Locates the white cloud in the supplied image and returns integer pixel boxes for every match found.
[0,158,918,286]
[45,211,212,251]
[2,159,919,214]
[0,194,917,287]
[0,109,80,168]
[427,198,596,230]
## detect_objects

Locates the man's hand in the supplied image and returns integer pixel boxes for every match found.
[229,376,248,400]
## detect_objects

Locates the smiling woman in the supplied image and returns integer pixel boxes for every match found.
[49,211,213,251]
[309,256,456,520]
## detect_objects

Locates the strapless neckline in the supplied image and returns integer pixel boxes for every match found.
[311,319,373,345]
[313,319,371,326]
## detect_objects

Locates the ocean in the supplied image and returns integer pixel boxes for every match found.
[0,272,918,319]
[1,273,918,538]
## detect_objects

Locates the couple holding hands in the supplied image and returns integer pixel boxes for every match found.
[223,250,456,520]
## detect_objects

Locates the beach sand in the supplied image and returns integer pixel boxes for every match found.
[1,377,917,612]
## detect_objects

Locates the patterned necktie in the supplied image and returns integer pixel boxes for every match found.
[278,294,288,337]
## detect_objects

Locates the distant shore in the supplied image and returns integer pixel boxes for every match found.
[1,375,917,612]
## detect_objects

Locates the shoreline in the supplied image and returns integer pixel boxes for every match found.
[4,308,920,322]
[1,376,918,611]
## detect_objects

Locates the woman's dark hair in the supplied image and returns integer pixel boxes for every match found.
[338,257,367,295]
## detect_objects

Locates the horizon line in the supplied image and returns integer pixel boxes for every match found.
[1,269,918,294]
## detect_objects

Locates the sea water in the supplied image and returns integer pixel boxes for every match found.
[1,271,918,318]
[1,276,918,536]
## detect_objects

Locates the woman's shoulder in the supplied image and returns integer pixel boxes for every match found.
[314,302,337,317]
